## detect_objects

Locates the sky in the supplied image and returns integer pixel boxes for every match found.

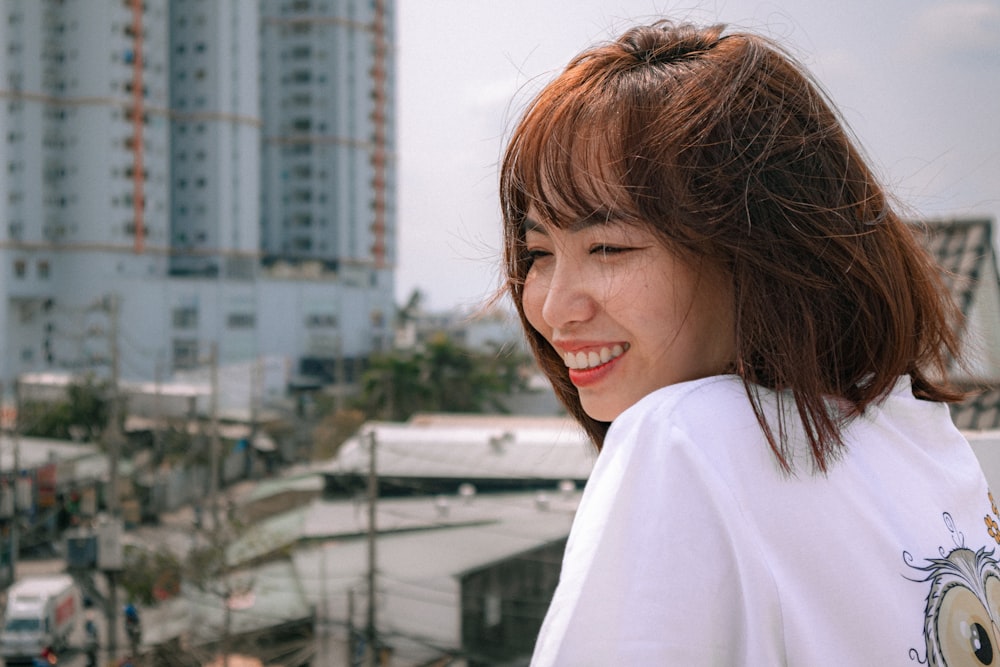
[395,0,1000,312]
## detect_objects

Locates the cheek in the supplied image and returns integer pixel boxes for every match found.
[521,275,549,335]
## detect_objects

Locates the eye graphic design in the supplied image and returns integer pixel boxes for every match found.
[937,578,1000,665]
[908,513,1000,667]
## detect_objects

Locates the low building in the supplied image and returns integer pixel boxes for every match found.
[321,415,594,499]
[142,488,579,666]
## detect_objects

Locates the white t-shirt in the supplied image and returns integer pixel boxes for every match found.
[532,375,997,666]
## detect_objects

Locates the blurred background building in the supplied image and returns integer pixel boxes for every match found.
[0,0,396,396]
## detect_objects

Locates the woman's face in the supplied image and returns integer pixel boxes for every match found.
[522,212,736,422]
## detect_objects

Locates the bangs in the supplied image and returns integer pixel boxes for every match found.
[503,79,641,230]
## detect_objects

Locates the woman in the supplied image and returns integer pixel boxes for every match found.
[501,21,994,665]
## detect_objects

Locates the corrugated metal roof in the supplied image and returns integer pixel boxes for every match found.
[0,436,101,473]
[174,490,576,663]
[299,490,575,575]
[952,387,1000,431]
[920,218,995,320]
[289,490,578,660]
[245,473,325,502]
[920,218,1000,428]
[229,486,579,568]
[326,417,595,482]
[143,561,313,653]
[184,559,312,645]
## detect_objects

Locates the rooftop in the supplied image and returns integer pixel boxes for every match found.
[325,415,595,483]
[920,218,1000,428]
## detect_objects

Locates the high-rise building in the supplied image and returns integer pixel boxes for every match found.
[259,0,394,274]
[0,0,395,397]
[168,0,261,279]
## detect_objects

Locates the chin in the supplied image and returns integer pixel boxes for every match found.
[581,402,624,424]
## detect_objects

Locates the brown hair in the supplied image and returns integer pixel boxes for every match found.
[500,21,964,471]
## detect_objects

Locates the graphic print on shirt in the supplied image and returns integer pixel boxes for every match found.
[905,496,1000,666]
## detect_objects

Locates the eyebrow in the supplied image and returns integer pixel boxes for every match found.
[521,210,626,235]
[521,217,546,235]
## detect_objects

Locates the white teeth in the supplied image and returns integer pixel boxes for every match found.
[563,344,627,370]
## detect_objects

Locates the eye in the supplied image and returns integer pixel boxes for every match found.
[938,585,1000,665]
[524,247,552,269]
[590,244,630,257]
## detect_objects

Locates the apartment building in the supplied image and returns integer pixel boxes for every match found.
[0,0,395,396]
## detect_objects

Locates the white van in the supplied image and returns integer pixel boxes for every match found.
[0,574,80,661]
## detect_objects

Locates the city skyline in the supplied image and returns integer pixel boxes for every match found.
[396,0,1000,311]
[0,0,396,389]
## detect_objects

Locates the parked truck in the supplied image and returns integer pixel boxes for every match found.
[0,574,80,663]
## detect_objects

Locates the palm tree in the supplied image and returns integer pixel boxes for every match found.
[354,336,527,421]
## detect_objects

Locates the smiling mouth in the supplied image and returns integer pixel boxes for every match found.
[562,343,628,370]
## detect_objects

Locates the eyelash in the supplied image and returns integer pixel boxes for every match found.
[525,245,631,266]
[591,244,628,256]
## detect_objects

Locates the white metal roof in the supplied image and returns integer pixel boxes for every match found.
[326,416,595,481]
[0,436,101,474]
[290,490,579,663]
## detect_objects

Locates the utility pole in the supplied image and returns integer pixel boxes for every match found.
[103,293,122,664]
[365,429,378,667]
[334,335,344,414]
[250,355,260,451]
[106,293,122,517]
[204,341,231,667]
[153,354,164,461]
[8,379,22,584]
[0,379,7,587]
[209,342,221,530]
[347,588,357,666]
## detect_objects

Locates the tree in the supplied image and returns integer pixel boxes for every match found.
[353,335,528,421]
[120,543,183,605]
[19,375,111,441]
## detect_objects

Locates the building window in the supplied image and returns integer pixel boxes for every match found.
[37,261,50,279]
[305,314,337,328]
[172,306,198,329]
[13,259,27,278]
[172,339,199,370]
[226,313,255,329]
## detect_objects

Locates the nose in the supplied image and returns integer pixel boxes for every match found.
[539,255,597,330]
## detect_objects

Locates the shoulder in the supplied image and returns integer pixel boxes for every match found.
[580,375,779,526]
[604,374,768,467]
[539,376,785,664]
[614,372,750,424]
